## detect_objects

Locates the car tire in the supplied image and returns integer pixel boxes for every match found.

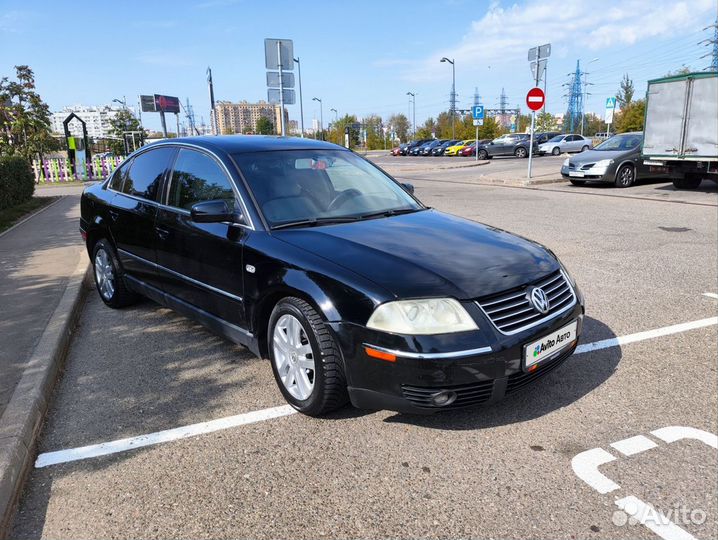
[581,145,590,152]
[551,147,561,156]
[515,147,528,158]
[569,179,586,186]
[92,239,139,308]
[672,175,702,190]
[268,297,348,416]
[614,164,635,188]
[477,149,488,160]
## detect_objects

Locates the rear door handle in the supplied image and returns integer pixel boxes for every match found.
[155,226,170,240]
[108,209,119,221]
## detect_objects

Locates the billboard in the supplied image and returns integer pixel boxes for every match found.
[154,94,180,113]
[140,95,156,112]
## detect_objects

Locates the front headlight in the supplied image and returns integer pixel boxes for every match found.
[592,159,613,168]
[562,158,570,167]
[366,298,478,335]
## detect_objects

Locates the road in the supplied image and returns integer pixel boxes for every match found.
[11,172,718,539]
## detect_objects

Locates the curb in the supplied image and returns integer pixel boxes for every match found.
[0,254,91,537]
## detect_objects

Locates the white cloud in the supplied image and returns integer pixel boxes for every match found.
[398,0,716,82]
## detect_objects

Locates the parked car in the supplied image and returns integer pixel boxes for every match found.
[539,134,592,156]
[475,134,538,159]
[421,139,448,156]
[459,139,491,157]
[81,136,584,415]
[391,143,407,156]
[410,140,435,156]
[534,132,560,145]
[431,139,461,156]
[401,139,431,155]
[561,132,669,187]
[594,132,611,141]
[444,140,474,156]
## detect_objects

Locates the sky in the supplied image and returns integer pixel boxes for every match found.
[1,0,716,133]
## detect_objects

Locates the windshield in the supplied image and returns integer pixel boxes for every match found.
[594,133,642,151]
[234,150,423,228]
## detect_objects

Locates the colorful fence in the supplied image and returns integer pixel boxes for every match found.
[32,155,125,183]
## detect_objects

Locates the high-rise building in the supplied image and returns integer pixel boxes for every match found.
[214,100,288,134]
[50,105,133,139]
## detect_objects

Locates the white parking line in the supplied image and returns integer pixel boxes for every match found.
[35,316,718,469]
[702,292,718,299]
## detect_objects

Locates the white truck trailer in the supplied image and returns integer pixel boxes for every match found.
[642,71,718,189]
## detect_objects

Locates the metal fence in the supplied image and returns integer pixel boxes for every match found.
[32,155,125,183]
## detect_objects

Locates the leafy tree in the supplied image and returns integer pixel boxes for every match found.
[327,114,360,147]
[256,116,274,135]
[415,117,437,139]
[0,65,53,160]
[614,99,645,133]
[108,109,145,155]
[535,111,557,132]
[582,113,604,136]
[363,114,384,150]
[616,74,635,108]
[477,116,504,140]
[664,66,691,76]
[387,113,410,142]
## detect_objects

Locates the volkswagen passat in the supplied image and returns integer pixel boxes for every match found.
[81,136,585,416]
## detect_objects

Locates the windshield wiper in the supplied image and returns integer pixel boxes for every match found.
[271,216,360,230]
[359,207,427,220]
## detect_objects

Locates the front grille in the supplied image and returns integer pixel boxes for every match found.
[401,380,494,409]
[505,346,574,395]
[477,270,576,334]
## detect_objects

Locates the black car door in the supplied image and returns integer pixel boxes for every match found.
[107,146,176,288]
[155,147,248,328]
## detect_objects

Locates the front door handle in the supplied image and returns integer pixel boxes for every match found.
[155,226,170,240]
[108,209,119,222]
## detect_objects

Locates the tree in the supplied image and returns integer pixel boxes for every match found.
[616,73,634,108]
[256,116,274,135]
[108,109,144,155]
[535,111,557,132]
[0,65,53,160]
[614,99,645,133]
[477,116,504,140]
[327,114,359,147]
[387,113,410,142]
[363,114,384,150]
[415,117,437,139]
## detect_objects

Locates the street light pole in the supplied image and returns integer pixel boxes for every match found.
[293,57,305,137]
[406,92,416,139]
[440,57,456,139]
[312,97,323,140]
[330,108,338,123]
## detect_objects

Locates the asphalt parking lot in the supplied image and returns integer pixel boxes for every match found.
[11,171,718,539]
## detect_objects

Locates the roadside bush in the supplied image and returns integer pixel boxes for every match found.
[0,155,35,211]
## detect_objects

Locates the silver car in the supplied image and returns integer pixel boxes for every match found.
[560,132,669,188]
[539,134,593,155]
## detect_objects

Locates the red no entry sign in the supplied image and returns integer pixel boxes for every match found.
[526,87,545,111]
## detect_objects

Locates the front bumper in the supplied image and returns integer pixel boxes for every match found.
[329,298,585,414]
[561,165,611,181]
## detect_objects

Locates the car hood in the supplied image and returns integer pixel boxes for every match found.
[569,148,630,164]
[274,210,558,300]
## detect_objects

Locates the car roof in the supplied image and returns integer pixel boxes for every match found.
[152,135,345,154]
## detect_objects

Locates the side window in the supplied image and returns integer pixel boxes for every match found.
[167,149,236,211]
[121,147,174,201]
[108,158,132,191]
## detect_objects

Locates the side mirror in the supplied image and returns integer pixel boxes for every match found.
[401,182,415,194]
[190,199,242,224]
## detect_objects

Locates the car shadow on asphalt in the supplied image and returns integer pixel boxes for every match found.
[382,316,621,431]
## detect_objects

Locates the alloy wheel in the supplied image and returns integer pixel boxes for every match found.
[94,248,116,300]
[617,166,634,187]
[272,314,316,400]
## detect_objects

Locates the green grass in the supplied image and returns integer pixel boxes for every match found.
[0,196,59,234]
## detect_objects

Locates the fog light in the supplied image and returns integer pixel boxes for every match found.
[430,390,457,407]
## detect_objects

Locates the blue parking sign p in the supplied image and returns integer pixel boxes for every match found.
[472,105,485,119]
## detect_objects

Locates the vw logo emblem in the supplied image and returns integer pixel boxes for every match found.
[529,287,550,314]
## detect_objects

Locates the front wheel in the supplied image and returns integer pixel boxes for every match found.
[268,297,348,416]
[614,164,635,188]
[515,147,528,158]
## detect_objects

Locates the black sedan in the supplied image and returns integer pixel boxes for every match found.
[561,132,669,187]
[81,136,584,415]
[432,139,461,156]
[476,134,538,159]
